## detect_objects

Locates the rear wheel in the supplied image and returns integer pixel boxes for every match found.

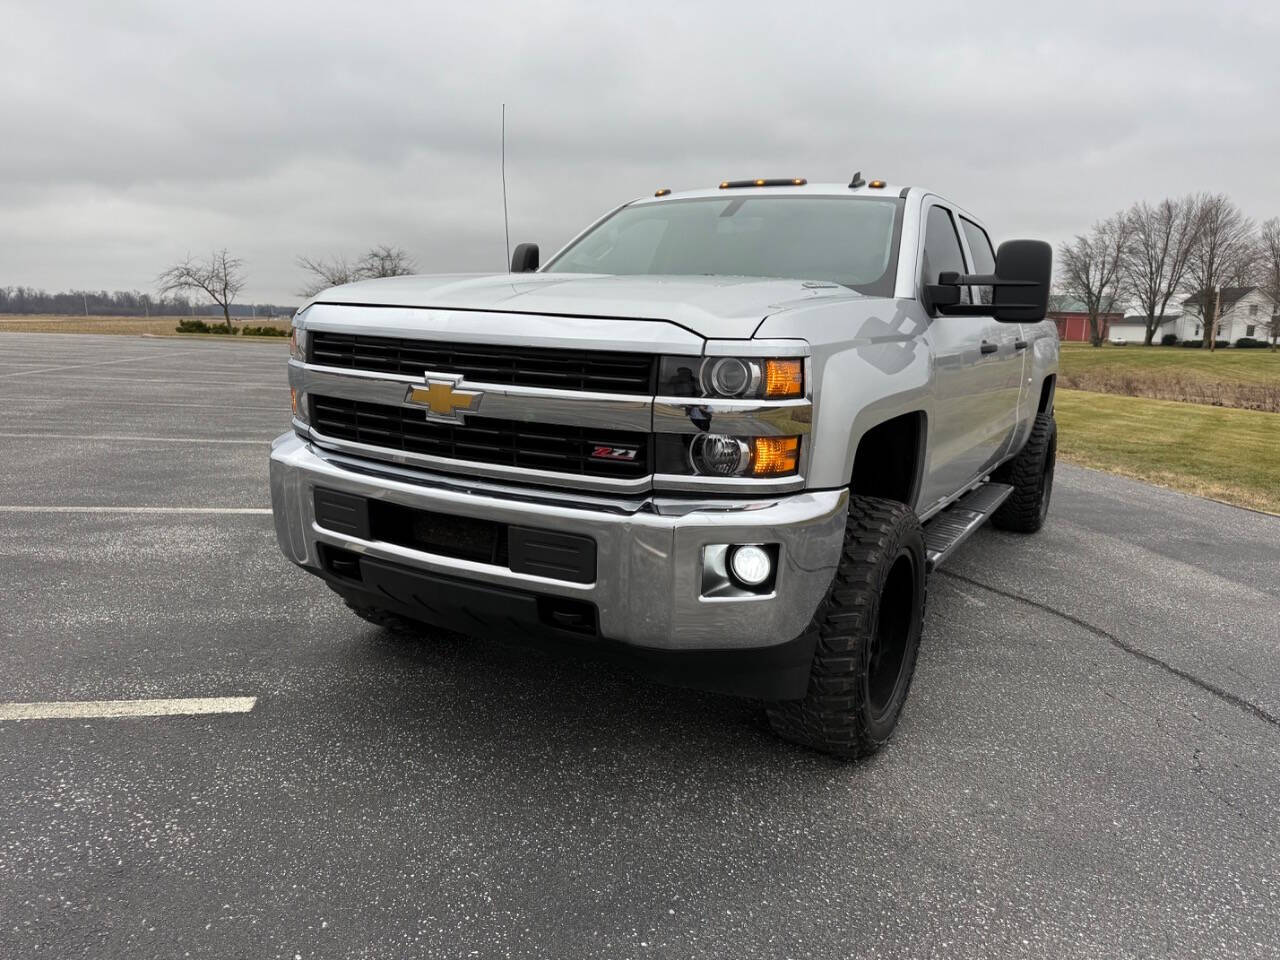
[766,496,927,760]
[991,412,1057,533]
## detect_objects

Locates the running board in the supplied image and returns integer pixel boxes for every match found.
[922,482,1014,571]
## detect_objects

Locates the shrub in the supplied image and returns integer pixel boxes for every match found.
[240,324,289,337]
[1161,334,1178,346]
[1234,337,1267,348]
[1179,339,1202,348]
[175,318,238,334]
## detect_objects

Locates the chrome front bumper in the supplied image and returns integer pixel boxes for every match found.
[269,432,848,651]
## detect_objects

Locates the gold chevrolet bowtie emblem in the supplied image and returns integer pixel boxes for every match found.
[405,375,483,423]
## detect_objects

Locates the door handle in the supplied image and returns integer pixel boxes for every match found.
[1014,339,1029,351]
[980,342,998,355]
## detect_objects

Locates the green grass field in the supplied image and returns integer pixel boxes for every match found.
[1058,341,1280,411]
[1055,389,1280,514]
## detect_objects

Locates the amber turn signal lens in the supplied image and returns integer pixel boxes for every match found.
[751,436,800,476]
[290,386,299,415]
[764,359,803,398]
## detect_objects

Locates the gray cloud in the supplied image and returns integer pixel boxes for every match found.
[1,0,1277,304]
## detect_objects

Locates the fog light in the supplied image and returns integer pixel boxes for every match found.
[729,544,772,587]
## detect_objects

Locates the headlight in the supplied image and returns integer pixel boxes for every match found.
[657,356,804,399]
[671,433,800,478]
[289,325,307,362]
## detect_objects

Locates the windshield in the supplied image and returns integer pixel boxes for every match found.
[545,195,902,295]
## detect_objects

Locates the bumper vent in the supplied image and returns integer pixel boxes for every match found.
[309,332,655,395]
[310,396,649,479]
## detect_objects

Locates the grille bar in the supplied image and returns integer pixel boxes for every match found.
[309,332,656,395]
[311,396,649,479]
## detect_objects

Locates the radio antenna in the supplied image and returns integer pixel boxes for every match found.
[501,103,511,271]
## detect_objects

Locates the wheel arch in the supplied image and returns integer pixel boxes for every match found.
[849,410,928,510]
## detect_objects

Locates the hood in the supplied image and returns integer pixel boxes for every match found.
[308,272,864,340]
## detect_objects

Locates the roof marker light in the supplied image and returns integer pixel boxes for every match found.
[654,188,671,197]
[869,179,886,189]
[719,178,809,189]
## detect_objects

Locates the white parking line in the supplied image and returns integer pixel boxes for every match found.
[30,376,282,387]
[0,696,257,721]
[0,505,271,514]
[0,352,195,379]
[0,433,270,444]
[0,396,282,411]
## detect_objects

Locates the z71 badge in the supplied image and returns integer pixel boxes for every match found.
[590,444,639,461]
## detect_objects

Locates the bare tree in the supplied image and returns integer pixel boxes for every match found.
[1121,197,1201,345]
[297,245,416,298]
[1185,194,1258,350]
[296,254,360,298]
[1057,213,1130,347]
[1259,218,1280,351]
[157,250,245,332]
[357,244,415,279]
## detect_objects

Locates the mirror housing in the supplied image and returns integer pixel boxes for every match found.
[925,239,1052,323]
[510,242,539,273]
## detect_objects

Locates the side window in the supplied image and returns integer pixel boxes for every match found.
[921,205,970,304]
[960,218,997,306]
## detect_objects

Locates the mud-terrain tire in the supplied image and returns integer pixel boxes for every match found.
[991,412,1057,533]
[765,496,927,760]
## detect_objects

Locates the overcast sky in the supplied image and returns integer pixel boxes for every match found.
[2,0,1277,305]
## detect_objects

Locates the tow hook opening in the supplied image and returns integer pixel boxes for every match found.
[320,544,364,582]
[537,596,598,636]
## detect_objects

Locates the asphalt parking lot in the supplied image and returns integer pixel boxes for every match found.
[1,332,1277,959]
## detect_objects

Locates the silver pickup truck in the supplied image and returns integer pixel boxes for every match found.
[270,175,1058,759]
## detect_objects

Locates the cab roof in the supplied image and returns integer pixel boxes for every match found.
[637,181,911,204]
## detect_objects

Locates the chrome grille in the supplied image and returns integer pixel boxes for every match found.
[310,396,650,479]
[309,332,655,395]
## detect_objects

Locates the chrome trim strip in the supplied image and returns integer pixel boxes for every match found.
[652,397,812,436]
[652,473,806,494]
[702,338,811,357]
[291,360,653,433]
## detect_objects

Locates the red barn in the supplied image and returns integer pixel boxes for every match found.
[1047,297,1123,342]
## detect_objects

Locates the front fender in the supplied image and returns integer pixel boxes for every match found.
[755,298,933,490]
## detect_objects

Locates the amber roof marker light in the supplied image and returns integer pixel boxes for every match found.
[654,188,671,197]
[719,178,808,189]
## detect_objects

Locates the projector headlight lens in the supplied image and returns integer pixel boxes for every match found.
[702,357,757,397]
[689,434,751,476]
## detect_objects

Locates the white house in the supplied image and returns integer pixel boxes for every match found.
[1175,287,1277,344]
[1109,313,1180,343]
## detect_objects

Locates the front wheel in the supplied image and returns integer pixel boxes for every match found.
[766,496,927,760]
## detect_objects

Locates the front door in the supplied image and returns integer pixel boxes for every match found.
[920,202,1023,507]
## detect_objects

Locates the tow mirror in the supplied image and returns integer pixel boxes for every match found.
[925,239,1052,323]
[510,242,539,273]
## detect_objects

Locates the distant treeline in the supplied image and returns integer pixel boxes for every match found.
[0,286,295,318]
